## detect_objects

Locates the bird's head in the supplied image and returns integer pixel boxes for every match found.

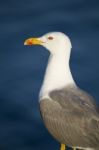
[24,32,72,54]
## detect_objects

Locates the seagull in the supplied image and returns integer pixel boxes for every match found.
[24,32,99,150]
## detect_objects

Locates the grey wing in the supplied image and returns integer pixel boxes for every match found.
[50,86,98,115]
[40,86,99,148]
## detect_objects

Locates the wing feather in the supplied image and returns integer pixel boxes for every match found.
[40,86,99,148]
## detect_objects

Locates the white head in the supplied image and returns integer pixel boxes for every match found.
[24,32,74,98]
[24,32,72,55]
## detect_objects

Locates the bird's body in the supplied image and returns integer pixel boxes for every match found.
[40,86,99,150]
[24,32,99,150]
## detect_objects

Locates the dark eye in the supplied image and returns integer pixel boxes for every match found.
[47,36,54,40]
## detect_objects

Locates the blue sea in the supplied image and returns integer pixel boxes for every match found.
[0,0,99,149]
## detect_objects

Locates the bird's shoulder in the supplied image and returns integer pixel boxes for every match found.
[49,85,98,115]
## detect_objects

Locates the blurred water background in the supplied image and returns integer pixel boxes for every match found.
[0,0,99,150]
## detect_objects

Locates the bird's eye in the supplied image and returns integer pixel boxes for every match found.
[47,36,54,40]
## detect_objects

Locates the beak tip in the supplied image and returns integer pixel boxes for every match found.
[24,42,27,45]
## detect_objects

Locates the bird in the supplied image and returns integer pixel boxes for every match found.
[24,32,99,150]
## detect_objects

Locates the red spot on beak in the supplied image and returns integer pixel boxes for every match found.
[28,40,33,45]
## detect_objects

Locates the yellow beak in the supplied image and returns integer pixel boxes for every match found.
[24,38,43,46]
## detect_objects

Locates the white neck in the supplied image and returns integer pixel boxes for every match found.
[39,48,75,100]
